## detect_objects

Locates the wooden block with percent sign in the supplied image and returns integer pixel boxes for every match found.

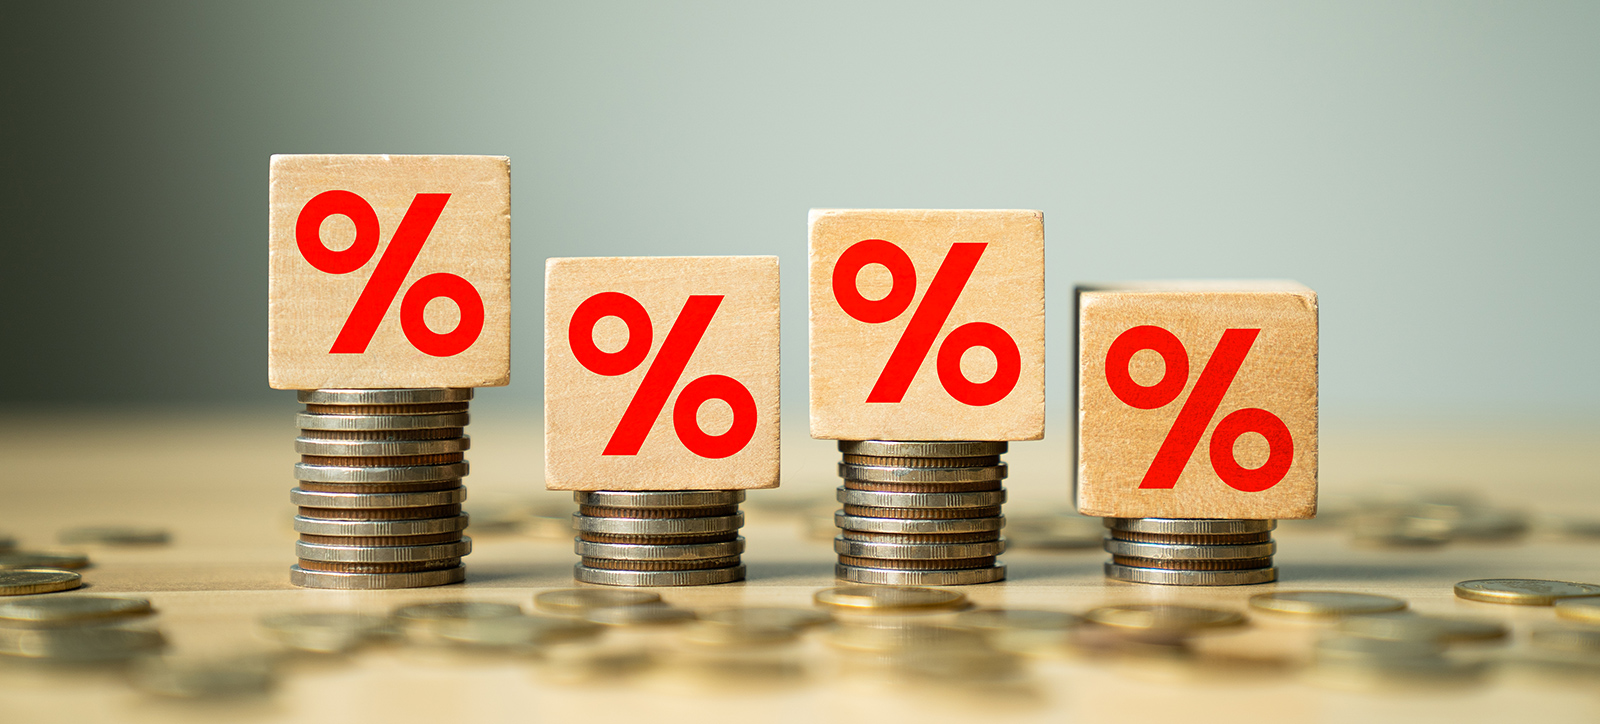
[809,209,1045,441]
[1076,281,1319,519]
[268,154,510,389]
[544,256,780,491]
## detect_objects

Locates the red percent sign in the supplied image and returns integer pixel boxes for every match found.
[1105,326,1293,493]
[832,240,1020,406]
[569,292,756,459]
[295,190,485,357]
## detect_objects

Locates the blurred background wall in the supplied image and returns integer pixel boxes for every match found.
[2,1,1596,422]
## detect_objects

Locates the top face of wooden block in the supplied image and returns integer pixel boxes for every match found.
[1076,282,1319,519]
[808,209,1045,441]
[268,154,511,390]
[544,256,781,491]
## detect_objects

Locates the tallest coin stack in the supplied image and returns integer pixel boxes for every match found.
[290,388,474,589]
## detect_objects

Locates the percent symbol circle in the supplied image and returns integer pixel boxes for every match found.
[569,292,757,459]
[295,190,485,357]
[1105,325,1294,493]
[832,239,1021,407]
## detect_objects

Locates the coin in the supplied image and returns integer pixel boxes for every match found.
[259,611,396,653]
[835,487,1007,509]
[295,411,471,430]
[584,604,696,626]
[834,513,1005,535]
[1110,555,1275,571]
[680,620,800,647]
[838,554,995,570]
[1084,604,1246,631]
[838,441,1008,457]
[1109,529,1274,545]
[0,595,151,625]
[1554,597,1600,624]
[827,623,990,654]
[580,555,741,572]
[293,514,470,537]
[574,537,744,560]
[573,490,745,508]
[298,388,473,405]
[534,588,662,615]
[833,537,1006,559]
[0,552,90,570]
[1337,612,1507,643]
[840,504,1003,520]
[838,463,1007,484]
[58,526,169,546]
[813,585,968,612]
[294,462,469,483]
[1454,579,1600,606]
[842,530,1001,544]
[0,569,82,596]
[303,402,469,415]
[0,626,165,661]
[298,479,464,494]
[1103,562,1278,586]
[435,614,602,647]
[1529,626,1600,654]
[571,513,743,536]
[700,607,831,630]
[291,487,467,509]
[1314,635,1443,662]
[1104,518,1276,535]
[843,478,1003,493]
[393,601,522,631]
[295,559,461,574]
[841,454,1001,468]
[1250,591,1408,617]
[835,562,1005,586]
[298,503,462,521]
[577,504,739,519]
[288,564,464,589]
[572,564,745,587]
[298,531,462,546]
[131,654,276,699]
[300,427,466,442]
[294,436,471,457]
[1102,537,1275,560]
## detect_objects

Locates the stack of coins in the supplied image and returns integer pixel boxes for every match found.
[571,490,746,587]
[290,388,474,589]
[832,441,1008,585]
[1101,518,1276,586]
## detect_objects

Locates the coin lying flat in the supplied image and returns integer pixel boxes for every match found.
[1102,537,1275,561]
[1553,597,1600,624]
[1314,635,1444,663]
[1454,579,1600,606]
[0,625,165,661]
[534,588,662,615]
[294,437,471,457]
[814,585,967,612]
[0,552,90,570]
[1337,612,1506,643]
[293,514,470,537]
[295,412,471,431]
[955,608,1082,632]
[0,595,152,625]
[288,565,464,589]
[1529,625,1600,654]
[833,537,1006,560]
[259,612,397,653]
[1249,591,1408,618]
[393,601,522,632]
[835,562,1005,586]
[571,513,743,536]
[838,440,1008,457]
[294,538,472,563]
[574,537,744,561]
[1104,562,1277,586]
[58,526,169,546]
[0,569,83,596]
[1085,604,1246,631]
[290,487,467,509]
[835,487,1007,509]
[294,462,469,484]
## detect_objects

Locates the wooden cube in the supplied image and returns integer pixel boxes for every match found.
[1076,281,1318,520]
[544,256,780,490]
[809,209,1045,442]
[268,154,510,389]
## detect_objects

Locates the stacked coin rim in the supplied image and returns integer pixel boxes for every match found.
[571,490,747,586]
[1101,517,1277,586]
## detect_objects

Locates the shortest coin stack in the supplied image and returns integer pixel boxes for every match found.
[571,491,746,587]
[833,441,1009,586]
[1102,518,1277,586]
[290,388,474,590]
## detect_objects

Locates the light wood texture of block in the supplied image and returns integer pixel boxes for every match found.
[544,256,780,490]
[268,154,510,389]
[1077,281,1318,519]
[809,209,1044,441]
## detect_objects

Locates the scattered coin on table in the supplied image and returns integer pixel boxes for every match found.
[533,588,661,616]
[392,600,523,637]
[1336,612,1507,643]
[0,569,84,596]
[0,595,152,626]
[1249,591,1408,618]
[0,625,166,662]
[58,526,170,546]
[1084,604,1246,632]
[0,552,91,570]
[813,585,967,613]
[1553,597,1600,624]
[1529,625,1600,655]
[1453,579,1600,606]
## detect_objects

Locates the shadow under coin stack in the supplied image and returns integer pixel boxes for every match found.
[1102,518,1277,586]
[290,388,474,589]
[833,441,1008,585]
[571,490,746,587]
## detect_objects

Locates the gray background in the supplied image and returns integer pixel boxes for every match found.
[3,1,1596,421]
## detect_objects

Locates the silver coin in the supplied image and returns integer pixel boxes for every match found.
[294,538,472,563]
[1104,561,1277,586]
[290,487,467,509]
[838,463,1007,484]
[0,626,166,661]
[838,441,1008,457]
[0,595,153,625]
[58,526,169,546]
[1103,518,1277,535]
[835,562,1006,586]
[294,462,469,483]
[573,564,746,587]
[295,412,471,431]
[297,388,473,405]
[1102,537,1276,560]
[835,487,1006,509]
[292,513,470,536]
[572,513,743,536]
[573,490,745,508]
[294,436,470,457]
[833,537,1007,559]
[289,564,465,589]
[834,512,1005,534]
[574,537,744,561]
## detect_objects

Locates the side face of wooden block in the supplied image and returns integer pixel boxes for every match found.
[1076,282,1319,519]
[268,154,511,389]
[544,256,781,491]
[808,209,1045,442]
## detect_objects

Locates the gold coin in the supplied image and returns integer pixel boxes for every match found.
[954,608,1082,632]
[1554,597,1600,624]
[0,552,90,570]
[0,569,82,596]
[813,585,967,612]
[1249,591,1407,618]
[1337,612,1507,643]
[1454,579,1600,606]
[259,612,397,653]
[0,595,151,625]
[1084,604,1245,631]
[533,588,662,615]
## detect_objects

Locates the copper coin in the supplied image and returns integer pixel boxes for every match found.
[836,555,996,570]
[841,504,1002,520]
[298,504,462,521]
[579,555,742,571]
[1111,555,1275,571]
[576,505,739,520]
